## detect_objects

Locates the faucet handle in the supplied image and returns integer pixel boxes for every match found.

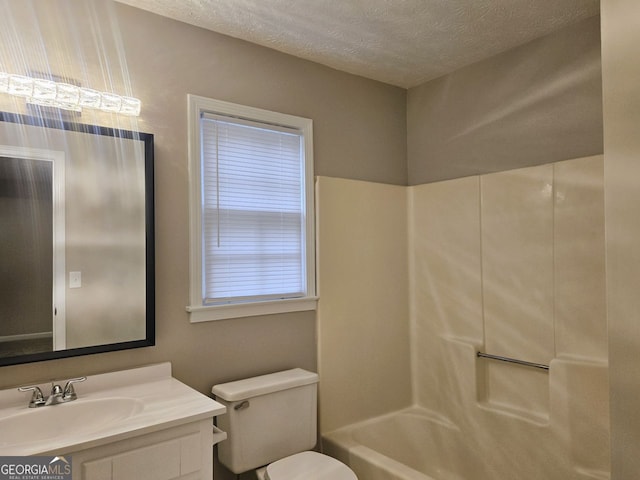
[18,385,46,408]
[63,376,86,400]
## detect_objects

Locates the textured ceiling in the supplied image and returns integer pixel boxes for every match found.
[115,0,600,88]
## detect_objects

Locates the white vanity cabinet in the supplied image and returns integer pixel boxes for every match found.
[0,363,227,480]
[73,419,226,480]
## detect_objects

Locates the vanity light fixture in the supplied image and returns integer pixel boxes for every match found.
[0,72,141,116]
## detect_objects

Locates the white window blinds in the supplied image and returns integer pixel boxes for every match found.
[200,113,307,305]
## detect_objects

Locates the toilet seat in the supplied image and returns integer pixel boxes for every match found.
[265,451,357,480]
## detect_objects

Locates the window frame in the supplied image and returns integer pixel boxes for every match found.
[186,94,317,322]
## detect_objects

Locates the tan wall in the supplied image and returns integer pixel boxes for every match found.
[0,0,406,441]
[601,1,640,478]
[407,15,602,184]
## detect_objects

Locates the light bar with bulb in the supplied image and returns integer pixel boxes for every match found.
[0,72,141,116]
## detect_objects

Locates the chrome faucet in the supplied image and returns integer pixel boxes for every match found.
[18,377,86,408]
[44,383,65,406]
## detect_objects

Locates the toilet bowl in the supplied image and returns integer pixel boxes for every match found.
[256,451,356,480]
[212,368,357,479]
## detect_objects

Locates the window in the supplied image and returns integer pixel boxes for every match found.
[187,95,316,322]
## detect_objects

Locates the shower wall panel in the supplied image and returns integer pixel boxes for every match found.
[553,156,606,360]
[408,175,483,415]
[480,164,555,418]
[318,155,609,479]
[316,176,412,434]
[410,154,609,478]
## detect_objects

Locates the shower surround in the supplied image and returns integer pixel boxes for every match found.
[317,155,609,480]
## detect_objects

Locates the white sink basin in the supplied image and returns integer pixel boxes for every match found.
[0,397,144,447]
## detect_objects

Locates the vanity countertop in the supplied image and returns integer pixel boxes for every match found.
[0,362,226,456]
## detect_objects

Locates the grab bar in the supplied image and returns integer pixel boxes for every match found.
[477,352,549,371]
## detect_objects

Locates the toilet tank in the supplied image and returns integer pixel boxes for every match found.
[211,368,319,474]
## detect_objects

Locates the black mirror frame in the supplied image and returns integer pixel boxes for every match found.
[0,111,155,367]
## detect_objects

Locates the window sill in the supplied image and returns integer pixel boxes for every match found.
[186,296,319,323]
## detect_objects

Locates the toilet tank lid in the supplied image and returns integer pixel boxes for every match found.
[211,368,318,401]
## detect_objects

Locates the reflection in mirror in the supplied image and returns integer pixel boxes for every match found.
[0,112,154,366]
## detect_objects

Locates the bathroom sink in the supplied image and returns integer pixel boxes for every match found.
[0,363,226,456]
[0,397,143,447]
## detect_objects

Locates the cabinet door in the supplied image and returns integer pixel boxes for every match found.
[78,420,215,480]
[112,437,182,480]
[84,435,198,480]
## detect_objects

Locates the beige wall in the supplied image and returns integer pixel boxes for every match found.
[407,15,602,184]
[601,1,640,478]
[0,0,406,430]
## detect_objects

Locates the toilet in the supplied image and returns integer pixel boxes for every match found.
[211,368,357,480]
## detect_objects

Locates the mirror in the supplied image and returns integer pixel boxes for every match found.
[0,111,154,366]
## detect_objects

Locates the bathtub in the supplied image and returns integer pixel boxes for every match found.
[322,405,610,480]
[322,407,483,480]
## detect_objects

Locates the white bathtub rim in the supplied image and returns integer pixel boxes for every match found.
[350,444,434,480]
[322,406,463,480]
[324,404,459,440]
[323,405,611,480]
